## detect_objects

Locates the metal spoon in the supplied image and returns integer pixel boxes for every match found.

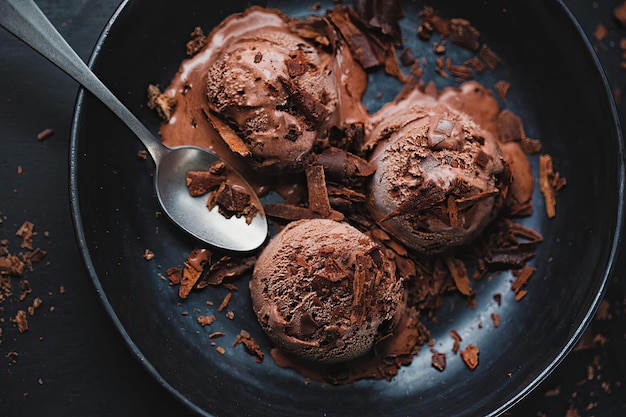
[0,0,267,252]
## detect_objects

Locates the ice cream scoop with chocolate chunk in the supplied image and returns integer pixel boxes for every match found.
[366,86,509,253]
[157,6,369,175]
[205,27,337,171]
[250,219,403,363]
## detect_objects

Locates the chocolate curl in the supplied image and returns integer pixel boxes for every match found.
[314,146,376,183]
[354,0,404,47]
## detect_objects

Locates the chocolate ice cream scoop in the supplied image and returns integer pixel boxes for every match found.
[250,219,403,363]
[206,26,337,172]
[366,88,507,253]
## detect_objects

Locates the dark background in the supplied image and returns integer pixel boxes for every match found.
[0,0,625,416]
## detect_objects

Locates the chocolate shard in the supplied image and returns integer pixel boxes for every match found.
[264,203,344,222]
[288,14,337,49]
[354,0,404,47]
[207,182,258,223]
[278,76,329,127]
[197,255,257,288]
[305,164,332,217]
[496,109,526,143]
[186,168,226,197]
[449,18,481,51]
[314,146,376,183]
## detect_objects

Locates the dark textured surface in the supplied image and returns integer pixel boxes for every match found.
[0,1,625,416]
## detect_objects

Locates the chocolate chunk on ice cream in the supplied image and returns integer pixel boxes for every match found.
[250,219,403,363]
[366,85,508,253]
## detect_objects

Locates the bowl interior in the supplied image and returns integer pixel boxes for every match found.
[70,0,623,416]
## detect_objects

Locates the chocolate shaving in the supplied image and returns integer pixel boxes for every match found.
[478,44,500,70]
[496,109,525,143]
[278,76,329,127]
[449,18,481,51]
[264,203,344,222]
[455,189,499,210]
[381,180,446,221]
[450,329,462,354]
[186,27,207,56]
[179,248,212,298]
[329,5,387,69]
[445,257,472,296]
[449,65,474,80]
[147,84,177,123]
[539,154,565,219]
[207,182,258,224]
[354,0,404,46]
[460,344,479,370]
[290,18,335,50]
[511,264,536,298]
[186,167,226,197]
[314,146,376,183]
[204,110,252,157]
[234,330,265,363]
[431,349,446,371]
[494,80,511,101]
[305,164,332,217]
[197,255,256,288]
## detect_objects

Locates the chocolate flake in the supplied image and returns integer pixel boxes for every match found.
[460,344,479,370]
[445,257,471,296]
[186,167,226,196]
[197,315,216,326]
[234,329,265,363]
[449,19,480,51]
[478,44,500,70]
[186,27,207,56]
[431,349,446,371]
[305,164,332,217]
[147,84,177,123]
[496,109,525,143]
[539,154,565,219]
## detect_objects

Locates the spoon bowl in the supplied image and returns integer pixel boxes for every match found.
[156,146,267,251]
[0,0,267,252]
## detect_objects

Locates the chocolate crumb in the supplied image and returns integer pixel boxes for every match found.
[197,315,216,326]
[36,128,55,141]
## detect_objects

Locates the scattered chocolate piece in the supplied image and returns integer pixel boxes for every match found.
[14,310,28,333]
[186,27,207,56]
[147,84,177,123]
[36,128,55,141]
[539,154,566,219]
[445,257,472,296]
[197,315,216,326]
[496,109,525,142]
[431,349,446,371]
[449,18,480,51]
[460,344,479,370]
[305,164,332,217]
[16,221,35,250]
[143,249,155,261]
[233,330,265,363]
[186,166,226,197]
[478,44,500,70]
[217,292,232,312]
[450,329,462,354]
[494,80,511,101]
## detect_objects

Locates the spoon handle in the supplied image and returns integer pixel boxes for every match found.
[0,0,167,162]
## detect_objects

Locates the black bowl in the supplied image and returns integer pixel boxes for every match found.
[70,0,624,416]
